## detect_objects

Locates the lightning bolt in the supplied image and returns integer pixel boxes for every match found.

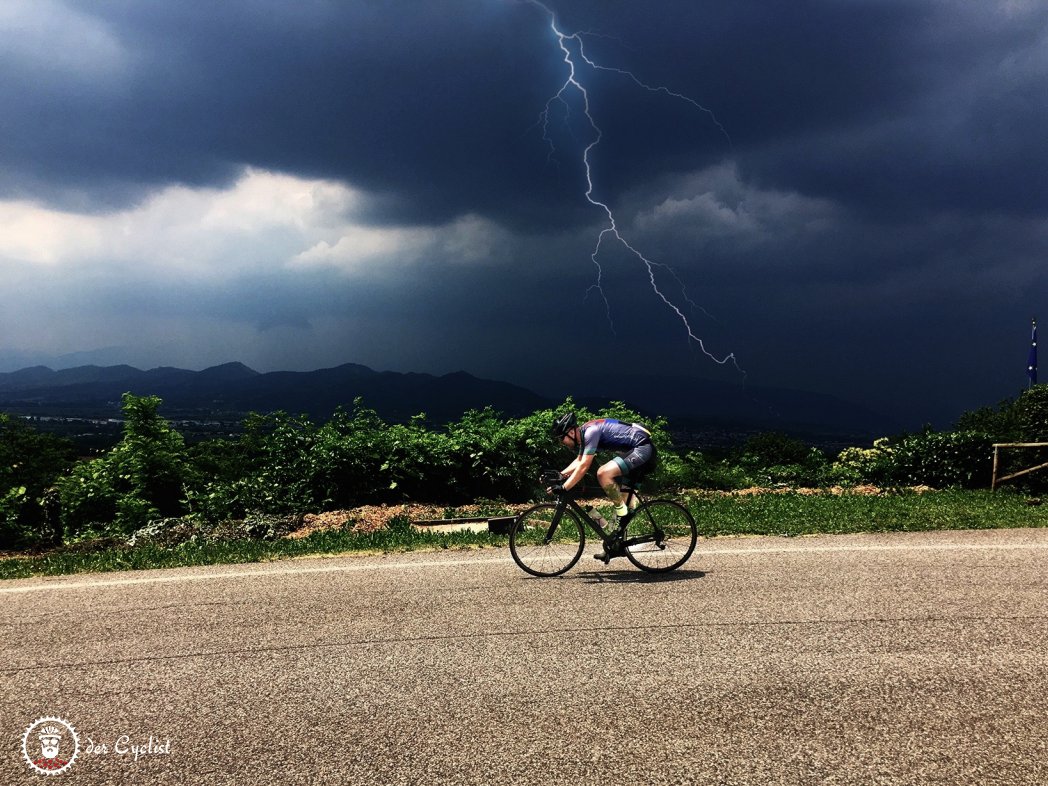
[523,0,742,372]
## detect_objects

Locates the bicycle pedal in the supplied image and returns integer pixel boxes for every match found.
[593,544,625,563]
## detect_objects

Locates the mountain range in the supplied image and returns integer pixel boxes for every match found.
[0,362,548,423]
[0,361,895,439]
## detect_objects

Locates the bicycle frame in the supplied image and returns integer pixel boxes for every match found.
[554,495,612,541]
[545,484,648,547]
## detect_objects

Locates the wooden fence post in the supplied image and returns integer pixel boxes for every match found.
[991,442,1048,490]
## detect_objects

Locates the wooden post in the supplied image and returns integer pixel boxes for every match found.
[991,442,1048,490]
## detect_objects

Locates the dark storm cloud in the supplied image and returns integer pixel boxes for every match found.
[729,2,1048,218]
[4,0,1044,226]
[0,5,980,212]
[2,0,570,224]
[2,0,1047,427]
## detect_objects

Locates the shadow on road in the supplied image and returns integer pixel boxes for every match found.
[579,567,707,584]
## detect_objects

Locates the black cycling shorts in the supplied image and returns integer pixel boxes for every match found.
[612,442,656,477]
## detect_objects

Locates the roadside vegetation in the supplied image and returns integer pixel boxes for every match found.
[3,385,1048,579]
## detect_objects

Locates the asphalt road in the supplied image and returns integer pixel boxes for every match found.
[2,528,1047,785]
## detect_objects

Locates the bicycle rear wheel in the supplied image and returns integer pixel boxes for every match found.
[509,503,585,577]
[622,499,697,572]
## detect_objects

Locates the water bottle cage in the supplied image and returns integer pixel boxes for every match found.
[586,506,610,530]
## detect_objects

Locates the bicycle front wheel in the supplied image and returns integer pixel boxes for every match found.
[509,503,585,577]
[623,499,697,572]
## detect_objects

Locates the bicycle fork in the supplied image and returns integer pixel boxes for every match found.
[540,503,571,544]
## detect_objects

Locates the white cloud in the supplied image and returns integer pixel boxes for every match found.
[291,212,508,274]
[631,162,841,247]
[0,167,518,365]
[292,226,431,271]
[0,168,506,282]
[0,0,129,80]
[439,214,509,264]
[0,202,106,266]
[197,171,358,234]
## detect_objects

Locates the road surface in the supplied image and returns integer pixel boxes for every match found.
[3,527,1047,785]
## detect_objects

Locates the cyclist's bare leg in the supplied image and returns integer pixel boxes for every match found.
[596,460,627,510]
[593,461,632,562]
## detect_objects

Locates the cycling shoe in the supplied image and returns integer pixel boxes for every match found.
[593,541,626,563]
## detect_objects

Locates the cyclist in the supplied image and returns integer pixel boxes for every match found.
[549,411,657,558]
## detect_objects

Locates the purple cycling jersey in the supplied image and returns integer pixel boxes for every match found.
[578,418,652,456]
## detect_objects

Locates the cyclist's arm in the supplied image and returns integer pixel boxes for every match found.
[560,455,582,476]
[561,453,594,491]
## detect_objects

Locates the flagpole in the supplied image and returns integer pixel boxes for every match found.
[1028,318,1038,388]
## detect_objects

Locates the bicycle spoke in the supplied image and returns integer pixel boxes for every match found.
[623,499,697,572]
[510,503,585,577]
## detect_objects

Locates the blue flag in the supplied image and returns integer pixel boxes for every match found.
[1029,320,1038,386]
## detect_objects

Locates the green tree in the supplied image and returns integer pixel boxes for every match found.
[954,384,1048,443]
[736,432,828,487]
[0,414,76,547]
[740,432,811,466]
[959,384,1048,491]
[955,398,1019,440]
[58,394,193,536]
[1013,383,1048,442]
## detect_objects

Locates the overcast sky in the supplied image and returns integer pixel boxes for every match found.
[1,0,1046,427]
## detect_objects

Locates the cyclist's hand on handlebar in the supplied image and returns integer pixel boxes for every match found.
[541,469,567,496]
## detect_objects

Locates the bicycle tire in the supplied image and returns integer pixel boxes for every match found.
[509,503,586,577]
[622,499,697,573]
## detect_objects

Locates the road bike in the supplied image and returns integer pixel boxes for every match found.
[509,470,698,577]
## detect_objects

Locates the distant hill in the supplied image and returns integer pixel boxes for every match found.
[0,361,894,438]
[575,373,897,438]
[0,362,550,423]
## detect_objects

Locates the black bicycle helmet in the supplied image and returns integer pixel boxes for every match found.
[550,411,577,441]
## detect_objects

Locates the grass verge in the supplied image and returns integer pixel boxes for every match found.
[689,488,1048,537]
[2,489,1046,580]
[0,527,508,581]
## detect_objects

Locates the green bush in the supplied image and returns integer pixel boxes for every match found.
[57,394,194,536]
[1013,384,1048,442]
[886,429,994,488]
[830,438,894,485]
[678,452,754,490]
[9,384,1041,546]
[1,486,27,543]
[735,433,830,487]
[837,429,994,490]
[182,397,684,519]
[954,383,1048,444]
[22,393,694,534]
[831,428,997,490]
[444,408,545,500]
[740,432,812,466]
[956,398,1019,440]
[947,384,1048,491]
[0,415,76,547]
